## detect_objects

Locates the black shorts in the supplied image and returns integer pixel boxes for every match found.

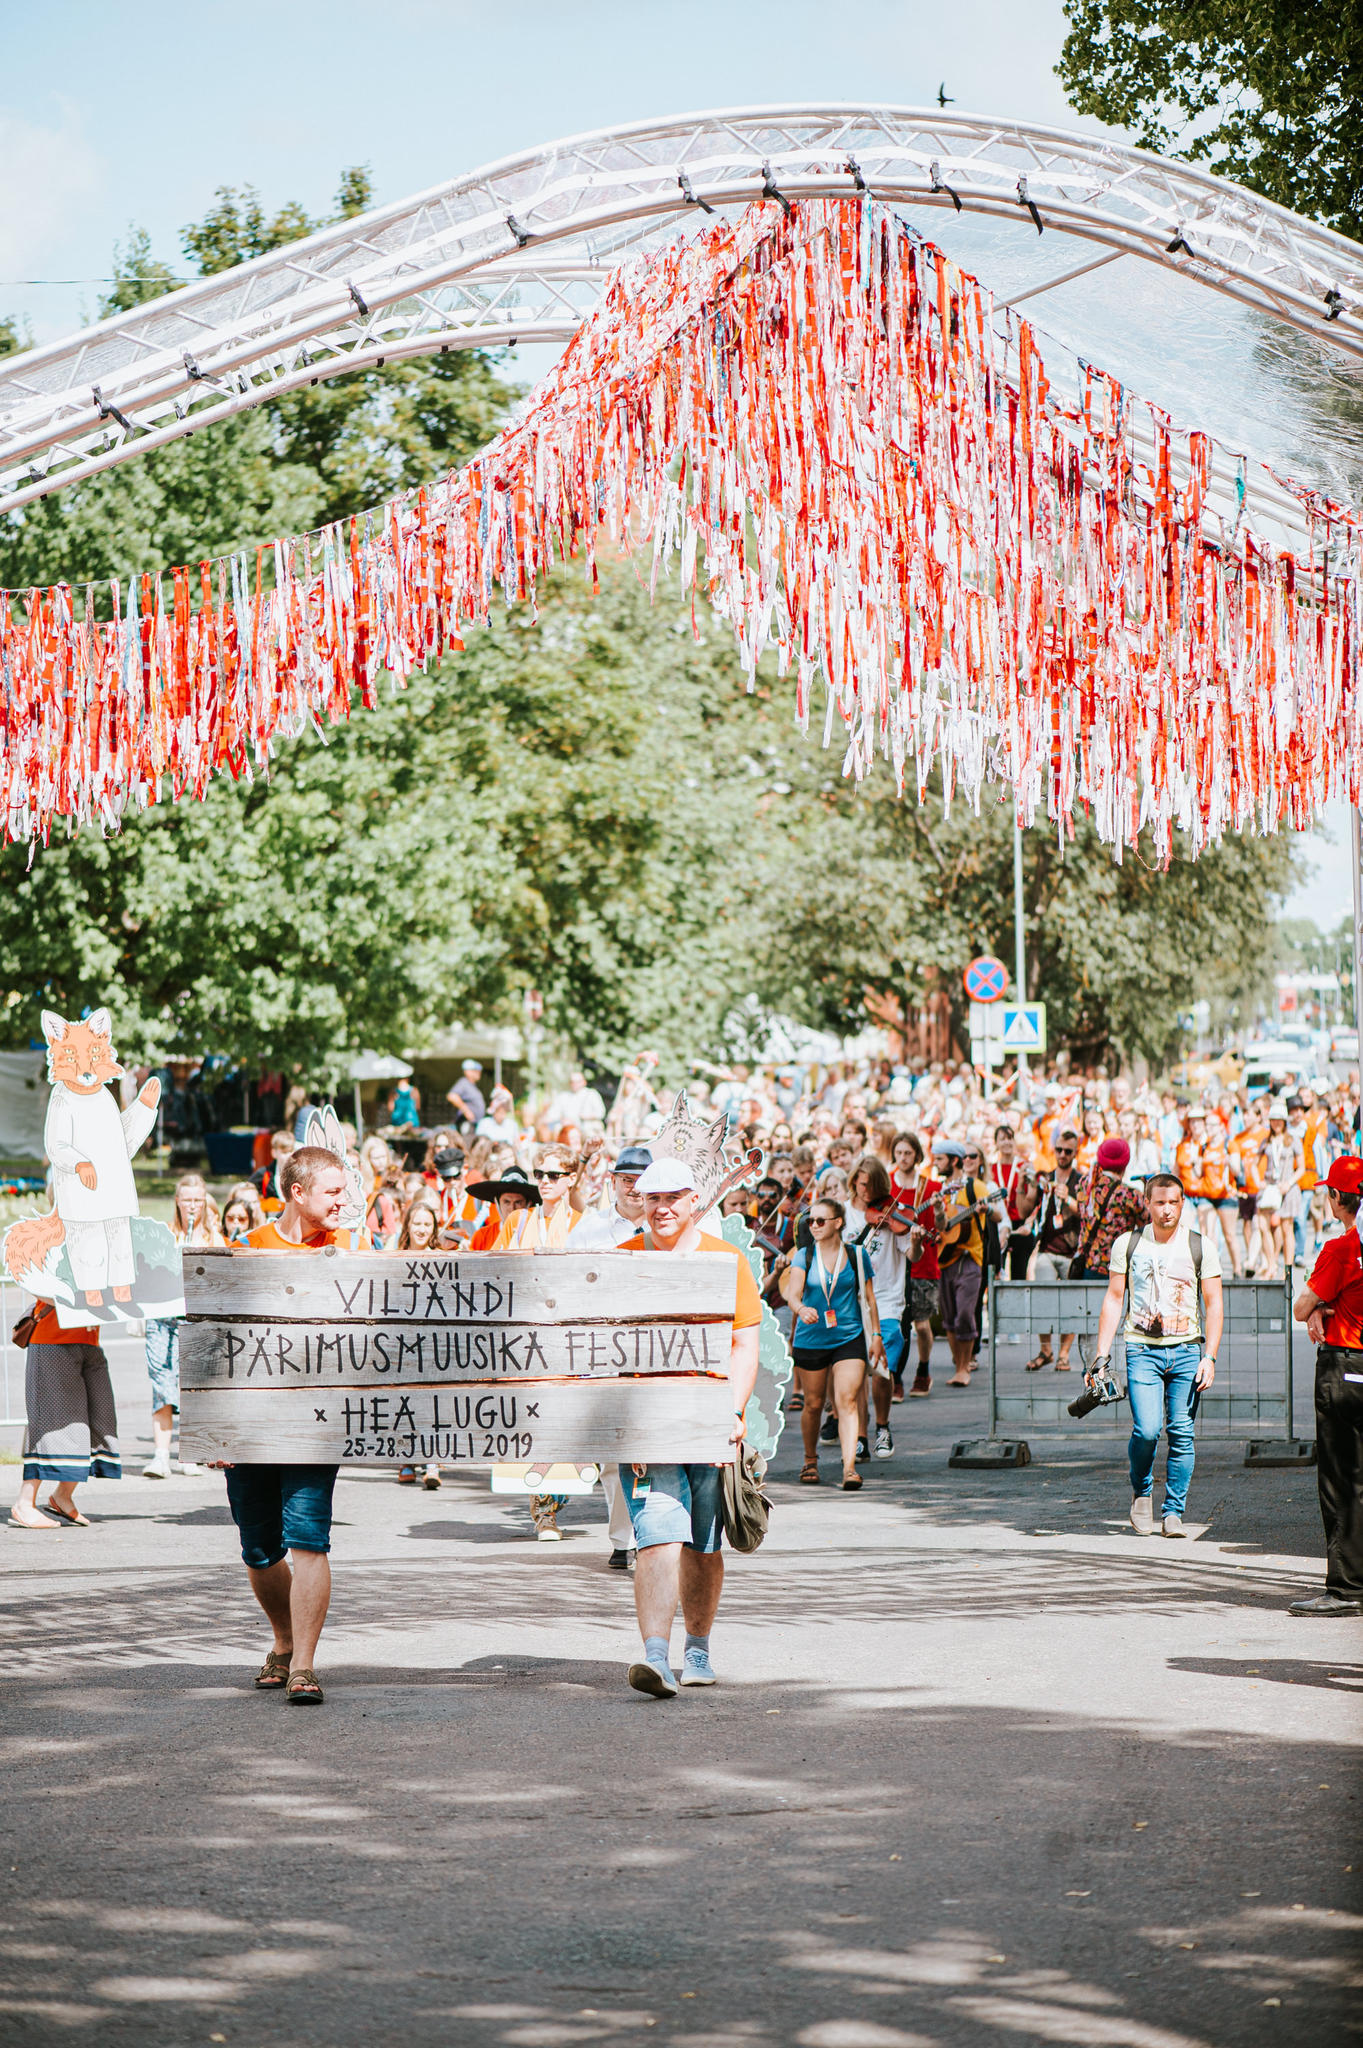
[793,1333,869,1372]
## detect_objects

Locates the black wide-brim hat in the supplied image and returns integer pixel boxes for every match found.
[466,1167,540,1206]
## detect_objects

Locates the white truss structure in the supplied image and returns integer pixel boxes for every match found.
[3,102,1363,537]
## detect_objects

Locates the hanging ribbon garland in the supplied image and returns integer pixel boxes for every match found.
[0,196,1358,857]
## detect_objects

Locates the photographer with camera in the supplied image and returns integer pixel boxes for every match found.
[1089,1173,1223,1538]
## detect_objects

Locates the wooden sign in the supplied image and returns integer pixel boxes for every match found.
[180,1376,735,1468]
[179,1247,738,1467]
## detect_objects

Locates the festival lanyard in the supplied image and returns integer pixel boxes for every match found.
[812,1240,846,1328]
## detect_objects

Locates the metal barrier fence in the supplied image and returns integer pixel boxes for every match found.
[0,1280,26,1427]
[988,1277,1295,1442]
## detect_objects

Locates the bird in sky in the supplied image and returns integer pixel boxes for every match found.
[937,82,955,107]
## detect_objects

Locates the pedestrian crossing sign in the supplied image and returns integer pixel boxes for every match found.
[999,1003,1046,1052]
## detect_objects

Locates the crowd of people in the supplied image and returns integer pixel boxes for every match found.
[13,1041,1363,1687]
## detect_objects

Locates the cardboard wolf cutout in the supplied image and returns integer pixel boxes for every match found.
[2,1009,184,1329]
[646,1092,765,1219]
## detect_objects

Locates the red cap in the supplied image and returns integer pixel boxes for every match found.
[1324,1156,1363,1195]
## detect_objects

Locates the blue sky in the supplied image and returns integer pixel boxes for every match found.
[0,0,1090,336]
[0,1,1349,927]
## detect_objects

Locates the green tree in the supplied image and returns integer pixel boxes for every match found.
[99,226,181,316]
[0,569,779,1078]
[1058,3,1363,239]
[1,169,517,602]
[745,755,1301,1069]
[1279,913,1355,1025]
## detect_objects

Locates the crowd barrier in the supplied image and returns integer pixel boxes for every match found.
[980,1275,1299,1454]
[0,1280,26,1428]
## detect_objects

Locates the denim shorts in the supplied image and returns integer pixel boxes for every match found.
[224,1464,339,1568]
[144,1318,180,1412]
[618,1462,724,1554]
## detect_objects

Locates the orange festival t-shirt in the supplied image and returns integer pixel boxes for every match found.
[243,1223,361,1253]
[619,1229,762,1330]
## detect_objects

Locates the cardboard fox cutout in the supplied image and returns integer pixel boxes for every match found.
[3,1009,184,1329]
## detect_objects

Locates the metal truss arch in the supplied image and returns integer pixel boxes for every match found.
[4,102,1363,520]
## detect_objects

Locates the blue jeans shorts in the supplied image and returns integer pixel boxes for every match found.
[144,1318,180,1412]
[225,1464,339,1568]
[618,1462,723,1553]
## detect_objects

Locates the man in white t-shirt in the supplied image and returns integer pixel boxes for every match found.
[548,1071,606,1130]
[1092,1173,1223,1538]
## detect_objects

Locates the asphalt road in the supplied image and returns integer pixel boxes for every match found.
[0,1334,1358,2048]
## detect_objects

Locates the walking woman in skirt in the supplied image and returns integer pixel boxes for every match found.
[10,1305,119,1528]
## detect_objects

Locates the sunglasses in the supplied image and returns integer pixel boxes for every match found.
[810,1213,838,1226]
[535,1168,570,1182]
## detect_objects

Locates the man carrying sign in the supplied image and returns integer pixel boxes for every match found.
[618,1158,761,1698]
[218,1147,354,1705]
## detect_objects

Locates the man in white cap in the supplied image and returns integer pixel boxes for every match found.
[573,1144,654,1569]
[617,1156,762,1696]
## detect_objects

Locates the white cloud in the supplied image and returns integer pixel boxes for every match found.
[0,100,101,278]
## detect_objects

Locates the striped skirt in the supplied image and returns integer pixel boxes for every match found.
[23,1343,121,1483]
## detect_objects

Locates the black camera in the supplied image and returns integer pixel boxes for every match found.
[1068,1353,1125,1419]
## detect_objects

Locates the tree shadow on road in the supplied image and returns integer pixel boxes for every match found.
[1167,1655,1363,1693]
[0,1660,1355,2048]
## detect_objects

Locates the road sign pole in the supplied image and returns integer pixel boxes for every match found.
[1013,818,1029,1109]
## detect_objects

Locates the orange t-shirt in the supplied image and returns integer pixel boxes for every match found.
[1076,1136,1100,1174]
[243,1223,360,1252]
[1175,1137,1206,1198]
[469,1214,502,1251]
[619,1229,762,1329]
[1302,1112,1327,1191]
[30,1305,99,1345]
[1200,1133,1231,1201]
[1230,1129,1266,1194]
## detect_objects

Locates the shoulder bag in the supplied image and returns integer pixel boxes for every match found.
[720,1446,772,1553]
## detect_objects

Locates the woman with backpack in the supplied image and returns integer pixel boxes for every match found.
[784,1194,887,1491]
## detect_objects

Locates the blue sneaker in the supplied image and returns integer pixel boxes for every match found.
[679,1647,717,1687]
[627,1655,678,1698]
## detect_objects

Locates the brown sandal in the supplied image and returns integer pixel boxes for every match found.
[285,1668,324,1705]
[1025,1351,1053,1372]
[841,1471,863,1491]
[44,1498,90,1526]
[800,1460,820,1484]
[254,1649,292,1689]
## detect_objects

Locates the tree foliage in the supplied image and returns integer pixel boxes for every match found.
[746,759,1299,1070]
[0,572,780,1077]
[1058,3,1363,240]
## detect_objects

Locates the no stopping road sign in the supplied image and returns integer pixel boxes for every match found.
[964,955,1009,1003]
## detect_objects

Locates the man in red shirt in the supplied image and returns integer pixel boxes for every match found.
[218,1146,354,1701]
[1291,1154,1363,1615]
[617,1158,761,1698]
[892,1132,941,1397]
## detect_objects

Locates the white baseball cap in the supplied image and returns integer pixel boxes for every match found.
[636,1158,697,1195]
